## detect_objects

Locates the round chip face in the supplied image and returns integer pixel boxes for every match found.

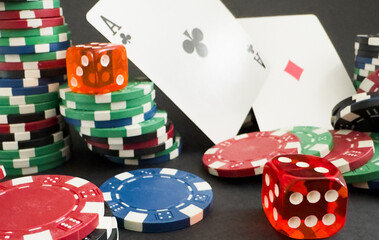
[100,168,213,232]
[0,0,60,11]
[0,7,63,20]
[76,110,168,138]
[0,50,66,62]
[0,175,104,239]
[59,80,154,103]
[0,16,65,30]
[284,126,333,157]
[324,130,374,173]
[343,133,379,183]
[202,130,302,178]
[0,24,69,38]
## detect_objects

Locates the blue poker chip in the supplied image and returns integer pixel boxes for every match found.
[0,41,71,54]
[355,55,379,64]
[351,180,379,190]
[100,168,213,232]
[0,75,66,88]
[63,105,157,128]
[0,81,62,96]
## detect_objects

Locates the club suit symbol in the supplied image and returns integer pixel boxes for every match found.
[183,28,208,58]
[120,33,131,44]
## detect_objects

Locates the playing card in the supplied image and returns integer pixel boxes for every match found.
[238,15,355,131]
[87,0,269,143]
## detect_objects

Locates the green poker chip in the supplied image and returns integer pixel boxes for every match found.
[0,50,66,62]
[353,80,362,91]
[0,25,69,38]
[283,126,334,157]
[0,0,60,11]
[59,81,154,103]
[354,67,373,77]
[60,101,155,121]
[0,99,59,114]
[0,32,71,46]
[61,90,156,111]
[0,144,70,168]
[76,110,168,138]
[0,91,58,106]
[343,132,379,183]
[0,136,70,159]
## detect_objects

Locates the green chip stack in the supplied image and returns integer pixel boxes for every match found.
[0,0,72,176]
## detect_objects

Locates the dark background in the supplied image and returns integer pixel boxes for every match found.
[14,1,379,239]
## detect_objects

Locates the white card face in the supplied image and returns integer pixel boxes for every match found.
[87,0,269,143]
[238,15,355,131]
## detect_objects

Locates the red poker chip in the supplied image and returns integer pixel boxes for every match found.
[86,123,175,150]
[0,175,104,239]
[0,165,5,180]
[202,130,302,178]
[358,68,379,93]
[0,16,65,29]
[0,8,63,20]
[0,115,61,133]
[0,59,66,70]
[324,130,374,173]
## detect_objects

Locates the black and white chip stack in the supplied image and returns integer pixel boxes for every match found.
[59,76,183,166]
[0,0,72,176]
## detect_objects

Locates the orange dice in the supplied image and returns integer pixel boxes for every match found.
[66,42,128,94]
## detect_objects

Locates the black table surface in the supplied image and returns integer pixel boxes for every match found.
[7,1,379,239]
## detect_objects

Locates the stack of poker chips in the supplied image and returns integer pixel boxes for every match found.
[59,78,183,166]
[353,34,379,90]
[0,0,72,175]
[0,175,119,240]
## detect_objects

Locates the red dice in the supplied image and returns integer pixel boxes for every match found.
[262,154,348,239]
[66,42,128,94]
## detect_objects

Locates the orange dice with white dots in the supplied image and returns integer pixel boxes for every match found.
[66,42,128,94]
[262,154,348,239]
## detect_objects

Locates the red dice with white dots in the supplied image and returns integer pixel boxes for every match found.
[262,154,348,239]
[66,42,128,94]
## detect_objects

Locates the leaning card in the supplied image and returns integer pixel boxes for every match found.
[87,0,269,143]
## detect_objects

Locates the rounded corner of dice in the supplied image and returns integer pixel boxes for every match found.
[261,154,348,239]
[66,42,129,94]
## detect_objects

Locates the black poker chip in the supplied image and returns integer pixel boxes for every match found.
[0,67,66,79]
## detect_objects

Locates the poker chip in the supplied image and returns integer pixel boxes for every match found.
[351,180,379,190]
[343,133,379,183]
[0,75,66,88]
[100,168,213,232]
[81,121,171,144]
[87,123,174,150]
[357,68,379,93]
[355,42,379,52]
[76,110,168,138]
[0,120,65,142]
[0,58,66,70]
[355,61,379,72]
[355,55,379,65]
[282,126,333,157]
[106,136,182,166]
[202,130,302,178]
[60,101,155,121]
[0,82,60,97]
[0,40,70,54]
[0,7,63,20]
[0,107,58,124]
[0,99,58,114]
[355,50,379,59]
[62,90,156,111]
[59,80,154,103]
[0,0,61,11]
[0,165,5,180]
[0,135,70,159]
[0,115,61,133]
[0,175,104,238]
[354,67,373,77]
[353,80,361,91]
[0,16,65,30]
[64,105,157,128]
[333,94,379,132]
[0,128,67,150]
[0,91,58,105]
[356,34,379,46]
[0,49,66,62]
[0,67,66,78]
[0,24,69,38]
[89,136,174,158]
[0,32,70,47]
[323,130,374,173]
[85,202,117,240]
[0,143,70,169]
